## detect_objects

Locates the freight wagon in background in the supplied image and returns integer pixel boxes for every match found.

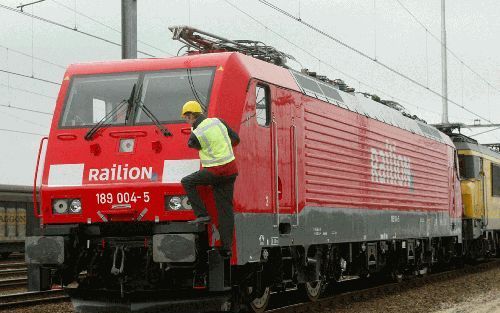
[0,185,33,258]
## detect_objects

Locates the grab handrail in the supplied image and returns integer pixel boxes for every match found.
[272,117,279,228]
[33,137,48,219]
[291,124,299,227]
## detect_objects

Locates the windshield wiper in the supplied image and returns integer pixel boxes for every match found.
[124,83,137,124]
[186,68,207,111]
[132,81,172,137]
[84,99,129,140]
[84,84,136,141]
[137,100,173,137]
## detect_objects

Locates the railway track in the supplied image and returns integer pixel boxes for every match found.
[0,262,26,270]
[267,259,500,313]
[0,277,27,290]
[0,290,68,309]
[0,259,495,311]
[0,267,26,279]
[0,253,24,262]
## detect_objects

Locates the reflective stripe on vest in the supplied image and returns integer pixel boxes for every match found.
[193,118,235,167]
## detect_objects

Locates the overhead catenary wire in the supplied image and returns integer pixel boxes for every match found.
[373,0,377,61]
[223,0,461,121]
[73,0,77,29]
[17,0,47,11]
[0,128,47,136]
[0,107,48,128]
[0,104,53,116]
[50,0,173,56]
[0,44,66,70]
[257,0,496,125]
[470,126,500,138]
[0,83,56,99]
[0,3,157,58]
[393,0,500,95]
[31,5,35,77]
[0,69,60,85]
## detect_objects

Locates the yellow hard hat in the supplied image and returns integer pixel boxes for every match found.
[181,100,203,117]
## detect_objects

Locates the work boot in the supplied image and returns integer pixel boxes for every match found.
[188,215,211,224]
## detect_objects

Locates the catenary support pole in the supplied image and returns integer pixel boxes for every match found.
[122,0,137,59]
[441,0,449,124]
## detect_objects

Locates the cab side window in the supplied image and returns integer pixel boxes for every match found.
[492,163,500,196]
[256,84,270,126]
[458,155,480,179]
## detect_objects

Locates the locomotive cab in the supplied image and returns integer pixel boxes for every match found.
[455,138,500,258]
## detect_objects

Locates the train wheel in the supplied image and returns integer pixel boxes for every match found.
[249,286,271,313]
[391,270,403,283]
[300,280,324,301]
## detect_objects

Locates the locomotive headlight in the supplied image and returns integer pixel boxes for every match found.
[119,138,135,153]
[165,196,192,211]
[168,196,182,211]
[52,198,82,214]
[69,199,82,213]
[53,199,68,214]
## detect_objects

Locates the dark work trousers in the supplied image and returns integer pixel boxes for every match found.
[181,169,237,251]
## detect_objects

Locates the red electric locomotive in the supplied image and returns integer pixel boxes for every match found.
[26,27,462,312]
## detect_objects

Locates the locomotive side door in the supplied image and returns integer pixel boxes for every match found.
[272,87,294,229]
[250,81,296,233]
[248,82,274,215]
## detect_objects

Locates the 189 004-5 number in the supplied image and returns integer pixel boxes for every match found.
[96,192,150,204]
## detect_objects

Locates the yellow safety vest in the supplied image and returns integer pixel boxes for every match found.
[193,118,235,167]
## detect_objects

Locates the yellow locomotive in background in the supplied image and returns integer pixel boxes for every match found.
[452,133,500,258]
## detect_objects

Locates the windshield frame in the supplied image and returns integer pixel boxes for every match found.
[58,66,216,129]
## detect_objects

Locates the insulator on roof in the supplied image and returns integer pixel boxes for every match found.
[485,144,500,152]
[371,94,381,103]
[333,79,347,91]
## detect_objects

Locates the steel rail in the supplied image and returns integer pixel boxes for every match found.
[0,268,27,279]
[0,290,69,309]
[0,262,27,270]
[267,259,500,313]
[0,277,27,290]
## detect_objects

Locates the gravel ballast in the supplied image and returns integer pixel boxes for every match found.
[328,265,500,313]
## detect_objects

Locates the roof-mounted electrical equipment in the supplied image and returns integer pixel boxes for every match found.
[169,25,294,67]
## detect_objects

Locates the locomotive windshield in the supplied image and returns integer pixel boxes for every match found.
[59,67,215,127]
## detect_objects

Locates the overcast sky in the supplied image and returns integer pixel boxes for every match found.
[0,0,499,186]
